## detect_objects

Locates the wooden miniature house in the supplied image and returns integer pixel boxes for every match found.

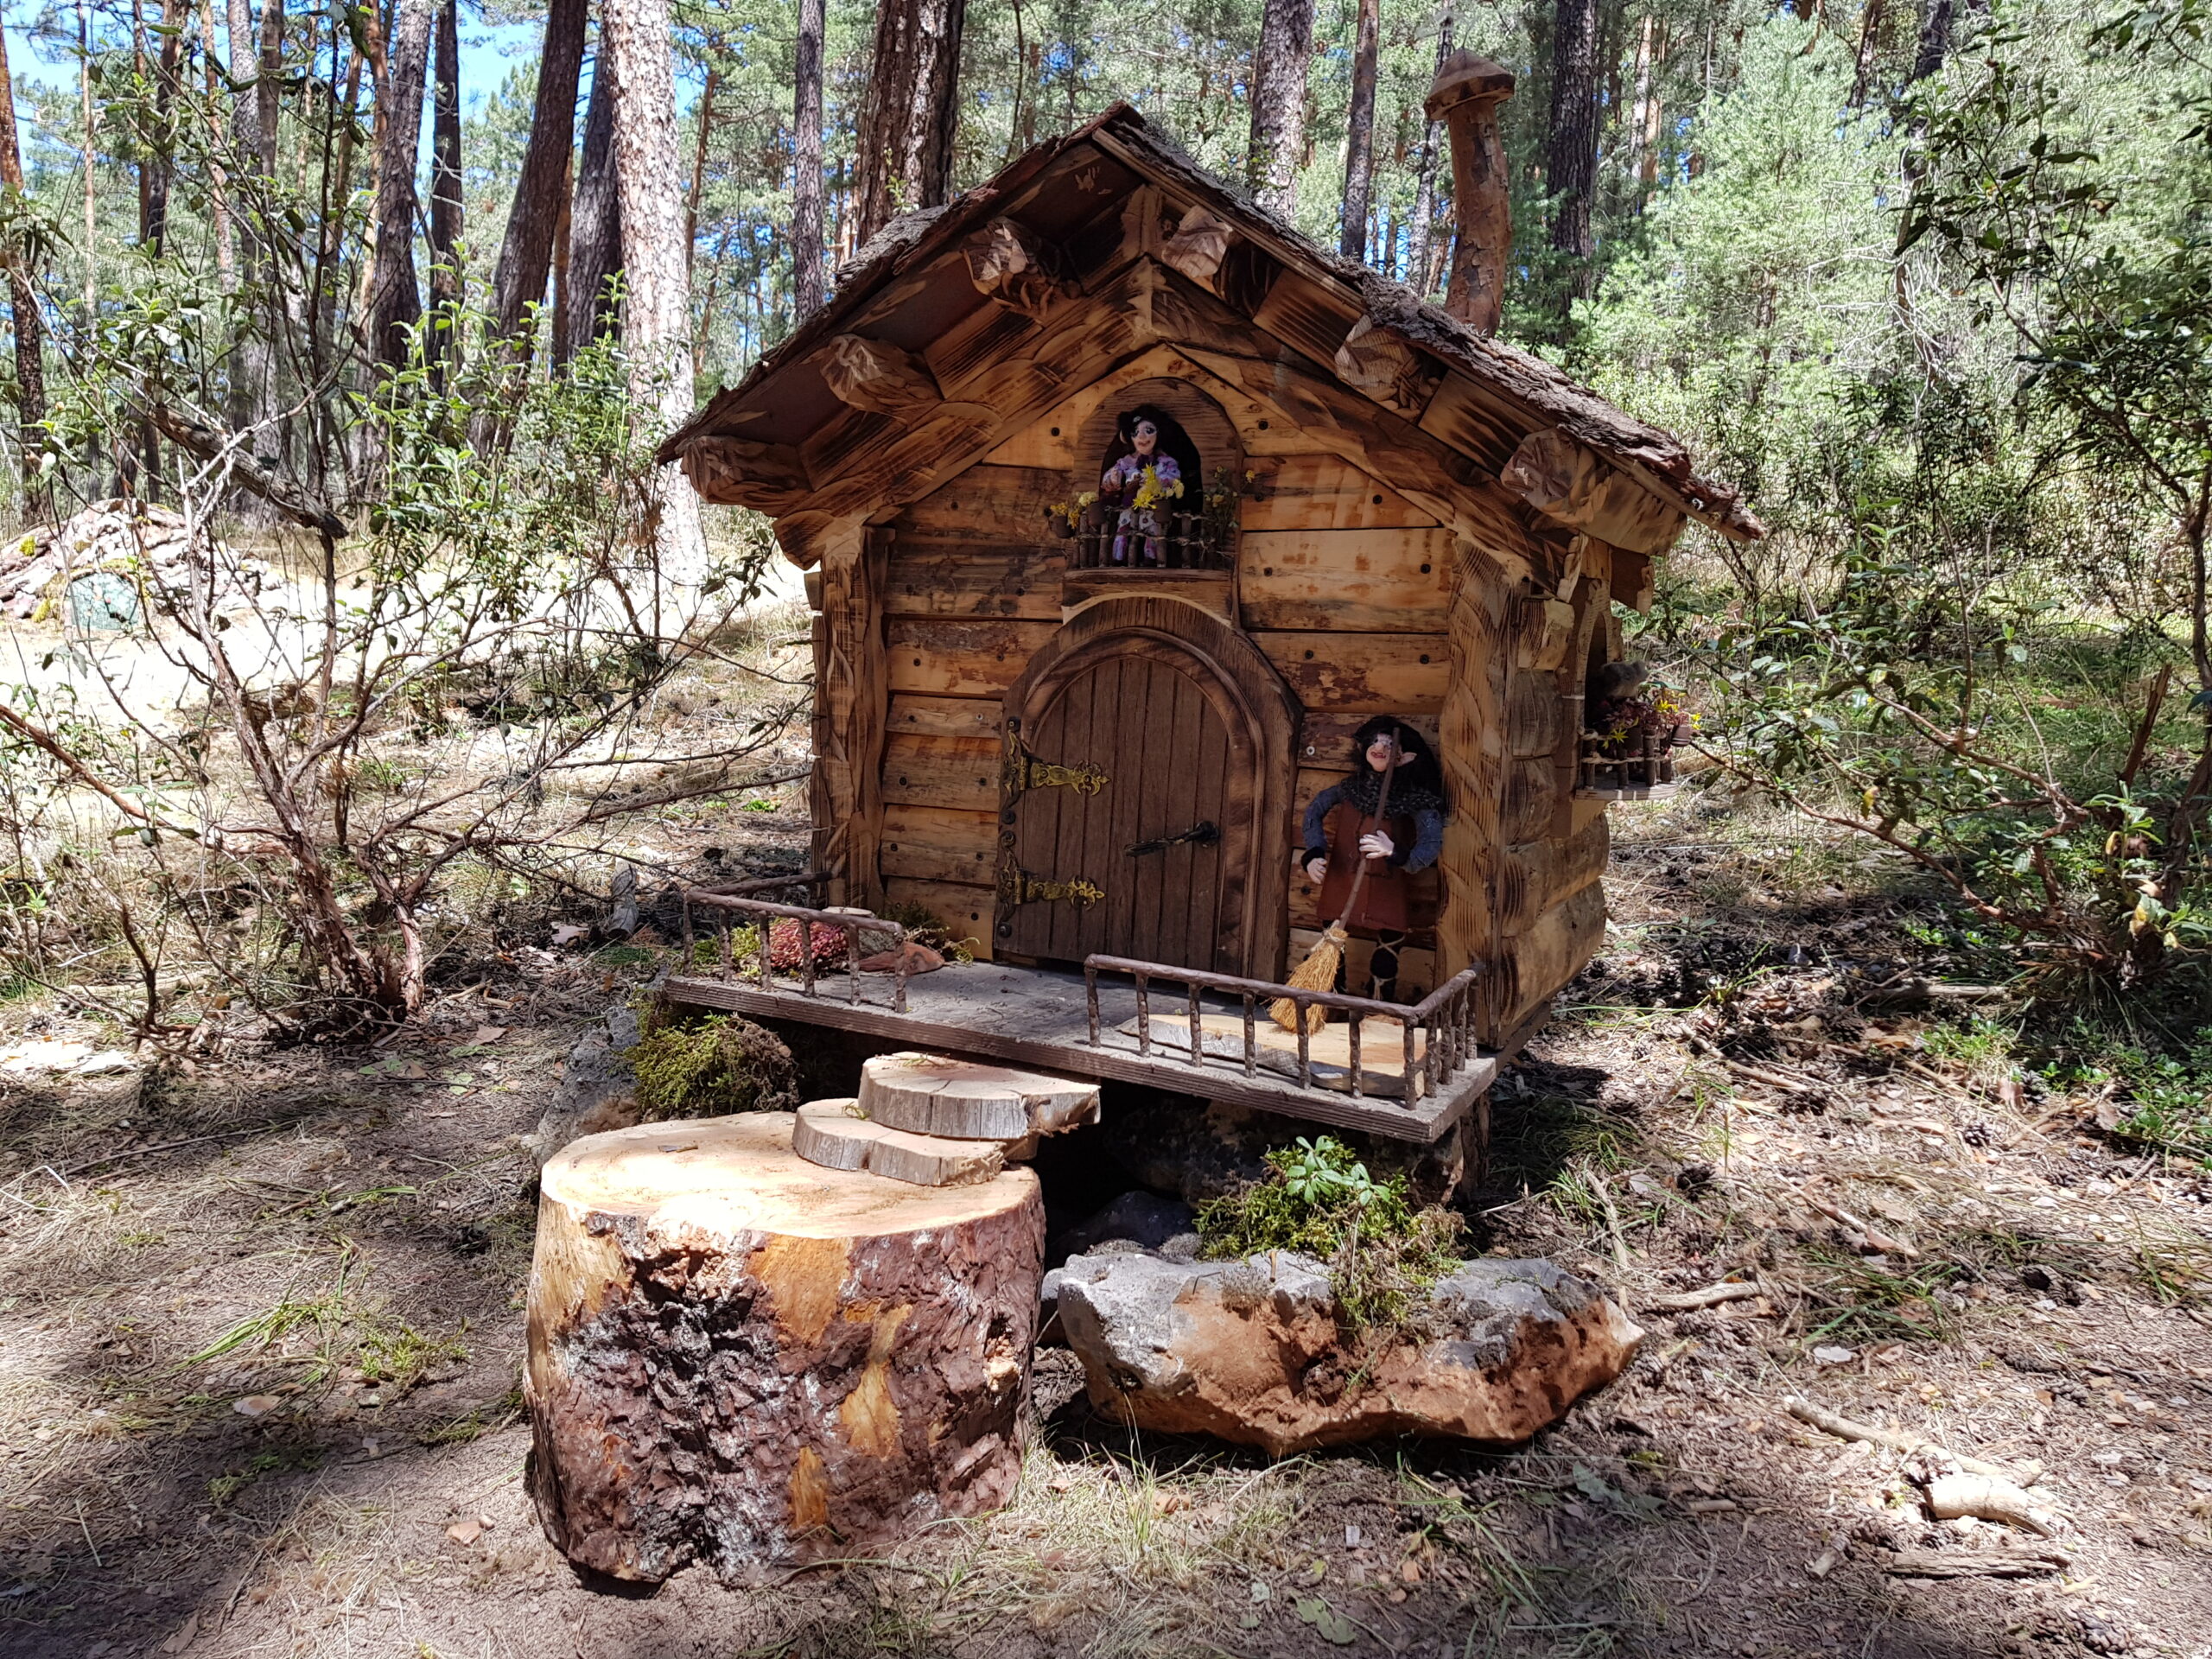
[661,85,1758,1133]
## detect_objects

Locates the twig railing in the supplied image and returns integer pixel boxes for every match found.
[1054,500,1232,571]
[678,887,915,1014]
[1082,955,1483,1103]
[1578,729,1679,792]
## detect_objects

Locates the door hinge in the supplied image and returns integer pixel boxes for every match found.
[1002,725,1109,799]
[996,861,1105,911]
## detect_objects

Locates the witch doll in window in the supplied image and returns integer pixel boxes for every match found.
[1098,406,1185,563]
[1299,718,1448,1001]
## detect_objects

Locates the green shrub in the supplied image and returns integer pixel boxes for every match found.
[1196,1135,1463,1331]
[626,1011,798,1120]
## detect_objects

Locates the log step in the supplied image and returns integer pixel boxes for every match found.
[857,1052,1100,1141]
[791,1097,1035,1187]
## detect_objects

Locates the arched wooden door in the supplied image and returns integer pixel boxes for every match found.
[996,598,1298,979]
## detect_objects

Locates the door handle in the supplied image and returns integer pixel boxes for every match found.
[1124,820,1219,858]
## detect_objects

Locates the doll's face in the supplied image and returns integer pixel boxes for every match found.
[1365,733,1408,772]
[1131,419,1159,455]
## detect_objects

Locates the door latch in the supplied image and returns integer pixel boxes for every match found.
[1123,820,1220,858]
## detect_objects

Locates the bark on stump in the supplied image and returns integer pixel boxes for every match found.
[525,1111,1045,1581]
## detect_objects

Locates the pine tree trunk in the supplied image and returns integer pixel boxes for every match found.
[603,0,707,586]
[562,39,622,366]
[1248,0,1315,217]
[792,0,827,317]
[489,0,587,351]
[1338,0,1379,259]
[683,66,718,272]
[1546,0,1601,273]
[852,0,968,245]
[1408,9,1453,299]
[0,9,46,517]
[427,0,463,379]
[1909,0,1955,81]
[143,0,186,255]
[255,0,280,178]
[1848,0,1886,105]
[369,0,435,372]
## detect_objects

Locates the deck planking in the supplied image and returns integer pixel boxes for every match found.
[662,963,1490,1142]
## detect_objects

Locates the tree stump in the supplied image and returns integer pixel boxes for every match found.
[791,1096,1033,1186]
[858,1052,1099,1140]
[524,1111,1045,1582]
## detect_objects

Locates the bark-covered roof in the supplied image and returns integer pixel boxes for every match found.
[662,104,1762,543]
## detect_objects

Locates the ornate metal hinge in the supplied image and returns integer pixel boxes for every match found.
[996,861,1105,911]
[1001,720,1108,800]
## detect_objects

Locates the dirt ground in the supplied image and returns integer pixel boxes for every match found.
[3,792,2210,1659]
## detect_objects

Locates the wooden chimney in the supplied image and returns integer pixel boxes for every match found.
[1424,52,1516,334]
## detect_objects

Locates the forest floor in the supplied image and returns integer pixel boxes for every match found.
[3,789,2211,1658]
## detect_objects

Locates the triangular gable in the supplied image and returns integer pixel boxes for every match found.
[662,105,1761,567]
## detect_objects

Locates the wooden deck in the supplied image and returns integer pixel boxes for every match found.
[663,962,1494,1143]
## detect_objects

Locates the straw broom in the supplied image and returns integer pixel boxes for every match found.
[1270,733,1397,1033]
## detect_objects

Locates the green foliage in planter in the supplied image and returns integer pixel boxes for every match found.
[626,1010,798,1121]
[1196,1135,1463,1331]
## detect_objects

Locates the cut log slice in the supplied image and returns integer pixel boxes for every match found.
[857,1051,1100,1141]
[792,1096,1031,1186]
[525,1112,1044,1582]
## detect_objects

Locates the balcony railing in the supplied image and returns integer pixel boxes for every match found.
[1082,954,1484,1105]
[1577,729,1680,794]
[678,882,918,1014]
[1048,499,1232,572]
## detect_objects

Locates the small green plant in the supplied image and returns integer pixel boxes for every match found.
[356,1319,465,1389]
[1197,1135,1462,1332]
[626,1007,799,1119]
[209,1446,322,1510]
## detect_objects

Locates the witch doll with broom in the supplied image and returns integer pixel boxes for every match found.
[1276,719,1447,1024]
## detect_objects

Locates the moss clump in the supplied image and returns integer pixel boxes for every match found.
[1196,1135,1463,1332]
[626,1009,798,1120]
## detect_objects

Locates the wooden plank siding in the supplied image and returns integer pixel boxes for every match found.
[881,804,1000,886]
[1253,632,1451,711]
[881,734,999,812]
[1239,527,1454,632]
[1244,455,1439,532]
[886,618,1059,697]
[883,876,997,959]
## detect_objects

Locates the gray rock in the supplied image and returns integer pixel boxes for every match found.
[1056,1250,1643,1457]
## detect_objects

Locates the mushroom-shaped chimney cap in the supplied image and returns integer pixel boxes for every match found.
[1424,51,1516,121]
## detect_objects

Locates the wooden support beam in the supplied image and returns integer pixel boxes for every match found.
[963,216,1075,321]
[814,519,888,907]
[1437,542,1511,1041]
[1502,427,1685,555]
[1333,317,1441,418]
[1159,204,1233,289]
[820,334,944,414]
[679,435,812,513]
